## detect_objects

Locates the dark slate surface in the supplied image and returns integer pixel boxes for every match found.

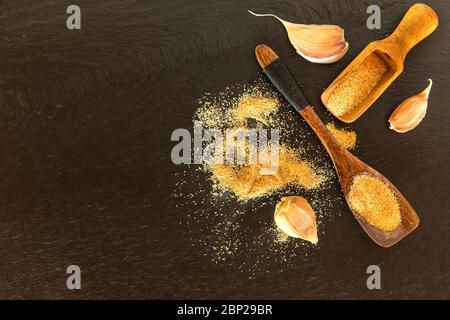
[0,0,448,298]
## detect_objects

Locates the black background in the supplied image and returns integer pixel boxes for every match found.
[0,0,448,299]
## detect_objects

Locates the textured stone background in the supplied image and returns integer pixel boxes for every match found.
[0,0,448,298]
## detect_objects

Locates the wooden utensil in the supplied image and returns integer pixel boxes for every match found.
[256,44,419,247]
[321,3,438,123]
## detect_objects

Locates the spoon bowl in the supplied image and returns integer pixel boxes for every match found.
[300,106,419,247]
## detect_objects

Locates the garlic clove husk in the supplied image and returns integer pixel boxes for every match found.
[248,11,348,64]
[388,79,432,133]
[274,196,318,244]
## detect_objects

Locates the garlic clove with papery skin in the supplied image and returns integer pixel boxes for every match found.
[389,79,433,133]
[274,196,318,244]
[289,23,349,64]
[248,11,348,64]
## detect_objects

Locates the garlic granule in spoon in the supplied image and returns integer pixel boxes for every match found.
[249,10,349,64]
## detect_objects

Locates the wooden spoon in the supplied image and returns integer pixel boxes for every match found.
[256,44,419,247]
[321,3,438,123]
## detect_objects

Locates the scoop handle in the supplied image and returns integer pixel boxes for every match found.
[387,3,438,59]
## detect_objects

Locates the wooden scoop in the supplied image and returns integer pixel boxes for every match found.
[256,44,419,247]
[321,3,438,123]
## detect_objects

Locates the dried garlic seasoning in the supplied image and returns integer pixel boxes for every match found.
[326,54,388,117]
[326,123,357,149]
[196,87,325,202]
[348,174,401,232]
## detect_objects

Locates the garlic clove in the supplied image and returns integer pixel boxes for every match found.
[248,11,348,64]
[389,79,433,133]
[287,23,349,63]
[274,196,318,244]
[296,42,349,64]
